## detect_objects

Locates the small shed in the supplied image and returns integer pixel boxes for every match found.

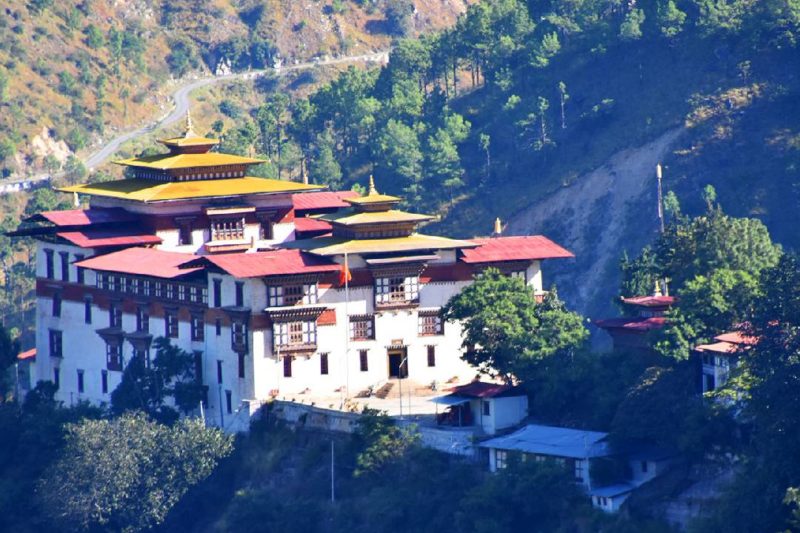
[431,381,528,435]
[479,423,611,488]
[590,483,635,513]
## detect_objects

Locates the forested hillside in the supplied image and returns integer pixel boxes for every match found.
[113,0,799,320]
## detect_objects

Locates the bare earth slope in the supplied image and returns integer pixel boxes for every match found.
[507,128,684,321]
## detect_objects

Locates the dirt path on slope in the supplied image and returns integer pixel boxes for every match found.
[507,128,684,316]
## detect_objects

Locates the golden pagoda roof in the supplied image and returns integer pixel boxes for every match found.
[59,177,322,203]
[159,136,220,148]
[283,234,477,256]
[314,209,434,226]
[114,152,265,170]
[158,109,219,148]
[345,175,401,207]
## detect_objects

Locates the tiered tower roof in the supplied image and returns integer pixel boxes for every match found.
[60,111,321,203]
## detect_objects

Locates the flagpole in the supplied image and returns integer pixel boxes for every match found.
[344,252,350,403]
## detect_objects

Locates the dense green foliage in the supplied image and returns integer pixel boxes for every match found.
[39,412,232,532]
[111,337,206,424]
[353,409,420,477]
[620,195,781,359]
[442,268,587,381]
[692,253,800,531]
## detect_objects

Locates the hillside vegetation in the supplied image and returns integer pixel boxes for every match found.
[98,0,800,320]
[0,0,468,178]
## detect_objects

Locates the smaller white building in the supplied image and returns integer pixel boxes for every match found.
[695,331,757,393]
[480,424,679,513]
[480,423,611,489]
[590,484,635,513]
[431,381,528,435]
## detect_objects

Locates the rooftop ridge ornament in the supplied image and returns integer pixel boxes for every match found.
[184,110,197,138]
[368,175,378,196]
[493,217,503,236]
[653,279,662,297]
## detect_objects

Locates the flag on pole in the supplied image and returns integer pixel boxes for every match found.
[339,253,351,286]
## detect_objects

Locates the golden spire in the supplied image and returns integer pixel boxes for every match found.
[653,279,662,297]
[184,110,196,138]
[493,217,503,236]
[368,175,378,196]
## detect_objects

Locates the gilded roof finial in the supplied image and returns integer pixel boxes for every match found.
[185,110,196,138]
[368,175,378,196]
[653,279,662,297]
[493,217,503,236]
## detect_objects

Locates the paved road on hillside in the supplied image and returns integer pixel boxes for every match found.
[84,50,389,171]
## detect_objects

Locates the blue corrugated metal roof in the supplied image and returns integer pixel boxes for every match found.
[478,423,611,459]
[590,483,635,498]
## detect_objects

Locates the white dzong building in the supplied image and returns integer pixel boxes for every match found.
[13,115,574,431]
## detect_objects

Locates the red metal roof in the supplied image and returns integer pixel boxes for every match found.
[593,316,667,332]
[292,191,360,212]
[447,381,522,398]
[37,208,139,227]
[621,295,677,308]
[714,331,758,346]
[57,228,162,249]
[317,308,337,326]
[17,348,36,361]
[75,248,202,278]
[695,341,740,355]
[294,217,333,233]
[201,249,340,278]
[460,236,574,264]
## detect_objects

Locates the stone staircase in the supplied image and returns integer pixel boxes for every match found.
[374,382,394,399]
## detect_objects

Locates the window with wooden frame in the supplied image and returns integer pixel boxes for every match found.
[52,291,61,317]
[231,321,248,351]
[59,251,70,282]
[84,297,92,324]
[75,254,85,284]
[320,352,329,375]
[165,309,179,338]
[418,310,443,336]
[109,302,122,328]
[267,283,318,307]
[44,249,54,279]
[49,329,62,358]
[495,450,508,470]
[359,349,368,372]
[210,217,245,241]
[283,355,293,377]
[213,278,222,307]
[136,306,149,333]
[273,321,317,350]
[106,343,122,371]
[176,218,193,246]
[235,282,244,307]
[101,370,108,394]
[259,217,274,240]
[191,314,204,341]
[349,315,374,341]
[77,369,84,393]
[375,275,419,306]
[510,270,527,283]
[427,345,436,367]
